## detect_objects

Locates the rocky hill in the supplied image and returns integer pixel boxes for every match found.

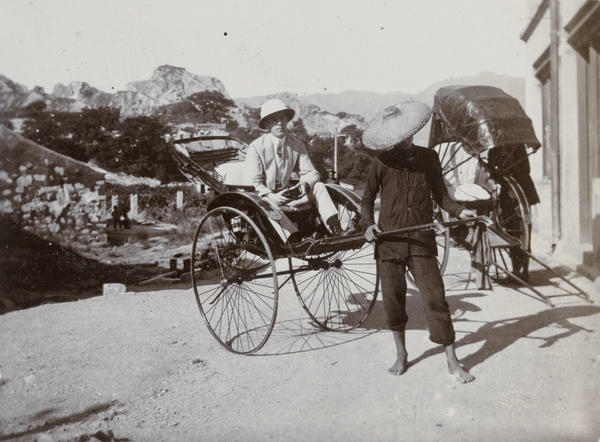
[0,65,230,118]
[0,66,524,136]
[0,65,364,135]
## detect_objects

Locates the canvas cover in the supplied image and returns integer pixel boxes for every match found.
[428,85,541,156]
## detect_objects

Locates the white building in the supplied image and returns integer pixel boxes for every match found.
[521,0,600,280]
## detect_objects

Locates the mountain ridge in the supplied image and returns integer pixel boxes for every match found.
[0,66,524,138]
[238,71,525,119]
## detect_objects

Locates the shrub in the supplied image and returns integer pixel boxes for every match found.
[105,182,211,245]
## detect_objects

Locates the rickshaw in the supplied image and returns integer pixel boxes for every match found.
[171,129,378,354]
[171,126,486,354]
[428,85,591,306]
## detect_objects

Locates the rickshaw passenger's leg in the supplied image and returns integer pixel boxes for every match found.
[311,182,343,235]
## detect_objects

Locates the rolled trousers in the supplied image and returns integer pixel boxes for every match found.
[379,255,455,346]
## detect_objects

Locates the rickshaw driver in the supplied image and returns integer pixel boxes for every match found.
[245,98,345,237]
[361,101,476,383]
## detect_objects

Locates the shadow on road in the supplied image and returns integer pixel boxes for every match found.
[252,282,599,375]
[409,304,600,370]
[253,290,486,356]
[256,316,380,356]
[0,219,166,313]
[0,401,122,441]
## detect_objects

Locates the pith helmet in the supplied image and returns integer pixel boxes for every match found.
[362,101,432,150]
[258,98,296,130]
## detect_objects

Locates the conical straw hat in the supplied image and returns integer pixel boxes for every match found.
[362,101,432,151]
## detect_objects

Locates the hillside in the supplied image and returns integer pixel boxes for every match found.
[240,72,525,120]
[0,66,363,136]
[1,66,524,138]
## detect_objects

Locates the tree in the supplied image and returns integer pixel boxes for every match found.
[187,90,236,124]
[154,101,202,126]
[71,107,121,160]
[224,120,262,145]
[117,116,182,182]
[307,135,333,178]
[340,124,364,146]
[0,119,14,130]
[289,118,310,143]
[21,107,91,161]
[22,101,47,119]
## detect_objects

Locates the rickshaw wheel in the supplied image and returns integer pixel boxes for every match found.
[491,177,532,280]
[406,205,450,285]
[289,242,379,331]
[191,206,278,354]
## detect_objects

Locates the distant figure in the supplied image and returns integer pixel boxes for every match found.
[111,206,122,231]
[325,170,339,184]
[121,212,131,229]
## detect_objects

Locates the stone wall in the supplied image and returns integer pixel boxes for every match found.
[0,126,108,253]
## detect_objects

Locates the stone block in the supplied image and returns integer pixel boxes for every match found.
[179,272,192,283]
[0,200,14,214]
[103,283,127,297]
[16,175,32,187]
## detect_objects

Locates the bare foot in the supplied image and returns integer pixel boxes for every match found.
[389,331,408,375]
[444,343,475,383]
[388,357,409,376]
[447,361,475,383]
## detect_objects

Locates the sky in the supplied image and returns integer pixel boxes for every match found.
[0,0,536,99]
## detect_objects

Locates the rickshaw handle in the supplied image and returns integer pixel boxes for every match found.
[374,215,493,239]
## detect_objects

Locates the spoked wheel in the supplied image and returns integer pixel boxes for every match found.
[406,204,450,285]
[191,207,278,354]
[491,176,532,280]
[289,241,378,331]
[330,191,361,233]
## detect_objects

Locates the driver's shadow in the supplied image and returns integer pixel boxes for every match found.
[359,289,600,371]
[408,303,600,370]
[257,289,600,371]
[256,289,483,356]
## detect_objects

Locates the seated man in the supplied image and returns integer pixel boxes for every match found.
[439,142,494,202]
[245,98,344,237]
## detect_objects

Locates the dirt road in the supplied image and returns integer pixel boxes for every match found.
[2,242,600,441]
[1,224,600,442]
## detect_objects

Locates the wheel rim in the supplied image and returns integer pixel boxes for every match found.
[435,208,451,275]
[495,177,531,249]
[290,242,378,331]
[191,207,278,354]
[492,177,532,279]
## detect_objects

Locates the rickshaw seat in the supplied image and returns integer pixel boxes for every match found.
[438,142,495,205]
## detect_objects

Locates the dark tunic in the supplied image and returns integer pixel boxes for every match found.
[361,144,465,260]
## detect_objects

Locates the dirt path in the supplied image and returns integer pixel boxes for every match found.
[1,245,599,441]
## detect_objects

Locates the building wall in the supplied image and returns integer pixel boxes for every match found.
[0,126,108,254]
[521,0,600,278]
